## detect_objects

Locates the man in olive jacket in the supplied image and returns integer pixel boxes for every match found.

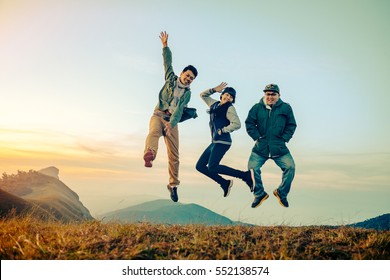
[245,84,297,208]
[143,31,198,202]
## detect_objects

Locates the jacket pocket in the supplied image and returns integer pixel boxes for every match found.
[253,139,269,157]
[269,141,289,157]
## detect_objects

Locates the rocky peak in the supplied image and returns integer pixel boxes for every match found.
[38,166,59,179]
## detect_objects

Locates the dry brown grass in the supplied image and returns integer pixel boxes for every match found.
[0,216,388,260]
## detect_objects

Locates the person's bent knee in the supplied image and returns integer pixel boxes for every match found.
[285,162,295,172]
[208,164,219,173]
[195,162,203,172]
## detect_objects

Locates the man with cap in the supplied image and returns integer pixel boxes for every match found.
[245,84,297,208]
[196,82,255,197]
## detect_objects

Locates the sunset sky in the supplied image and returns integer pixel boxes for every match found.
[1,0,389,225]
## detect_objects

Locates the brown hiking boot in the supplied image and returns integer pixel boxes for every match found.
[143,149,155,168]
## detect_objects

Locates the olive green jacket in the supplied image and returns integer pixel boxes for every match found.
[245,97,297,157]
[155,47,191,128]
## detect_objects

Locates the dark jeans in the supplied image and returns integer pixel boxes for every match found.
[196,143,245,186]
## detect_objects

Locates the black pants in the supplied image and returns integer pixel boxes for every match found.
[196,143,245,186]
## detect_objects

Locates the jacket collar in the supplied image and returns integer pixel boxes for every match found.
[176,77,189,89]
[260,97,282,108]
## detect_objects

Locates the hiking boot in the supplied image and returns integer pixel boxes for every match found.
[167,185,178,202]
[251,192,269,208]
[243,169,255,192]
[273,189,289,207]
[143,149,155,168]
[221,180,233,197]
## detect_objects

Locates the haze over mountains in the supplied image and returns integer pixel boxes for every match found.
[0,167,388,230]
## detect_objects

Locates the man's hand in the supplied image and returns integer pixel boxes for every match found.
[159,31,168,48]
[164,122,173,136]
[213,82,228,93]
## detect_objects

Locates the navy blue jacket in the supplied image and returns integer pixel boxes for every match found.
[209,102,233,144]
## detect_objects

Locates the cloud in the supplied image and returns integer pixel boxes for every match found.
[295,152,390,191]
[0,127,144,172]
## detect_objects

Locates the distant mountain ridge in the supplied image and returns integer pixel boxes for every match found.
[102,199,390,229]
[0,167,93,222]
[1,167,388,228]
[101,199,248,226]
[348,213,389,231]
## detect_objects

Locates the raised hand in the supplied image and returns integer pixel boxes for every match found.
[159,31,168,47]
[213,82,228,93]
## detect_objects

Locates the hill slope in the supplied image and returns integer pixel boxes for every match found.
[0,188,35,216]
[349,213,389,230]
[101,199,243,225]
[0,168,93,222]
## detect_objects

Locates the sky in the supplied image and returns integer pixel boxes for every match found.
[0,0,389,226]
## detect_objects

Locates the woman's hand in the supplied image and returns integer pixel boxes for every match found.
[212,82,227,93]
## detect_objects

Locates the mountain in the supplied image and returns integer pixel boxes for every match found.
[0,188,36,216]
[348,214,389,231]
[0,168,93,222]
[100,199,246,226]
[38,166,60,179]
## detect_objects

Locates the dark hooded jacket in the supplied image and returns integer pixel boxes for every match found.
[245,97,297,158]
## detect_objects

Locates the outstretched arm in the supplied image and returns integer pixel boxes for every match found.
[159,31,168,48]
[160,31,174,81]
[200,82,227,107]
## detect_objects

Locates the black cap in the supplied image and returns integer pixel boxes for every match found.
[263,84,280,94]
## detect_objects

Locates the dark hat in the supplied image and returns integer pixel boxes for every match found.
[222,87,236,98]
[263,84,280,94]
[221,87,236,103]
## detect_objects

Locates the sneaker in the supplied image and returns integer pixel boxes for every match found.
[167,185,178,202]
[273,189,289,207]
[143,149,155,168]
[251,192,269,208]
[221,180,233,197]
[243,169,255,192]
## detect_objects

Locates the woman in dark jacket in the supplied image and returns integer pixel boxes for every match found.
[196,82,254,197]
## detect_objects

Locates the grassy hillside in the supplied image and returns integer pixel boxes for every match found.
[0,216,388,260]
